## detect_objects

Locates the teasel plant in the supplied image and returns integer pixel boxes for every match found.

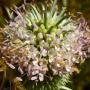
[0,0,90,90]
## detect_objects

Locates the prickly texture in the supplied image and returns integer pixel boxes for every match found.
[0,1,90,90]
[1,1,90,81]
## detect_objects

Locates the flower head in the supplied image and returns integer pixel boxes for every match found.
[1,1,90,82]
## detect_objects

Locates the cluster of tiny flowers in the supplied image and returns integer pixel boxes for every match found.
[1,9,90,82]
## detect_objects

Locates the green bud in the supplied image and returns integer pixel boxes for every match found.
[37,33,43,39]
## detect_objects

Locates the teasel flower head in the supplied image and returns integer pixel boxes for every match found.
[1,0,90,82]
